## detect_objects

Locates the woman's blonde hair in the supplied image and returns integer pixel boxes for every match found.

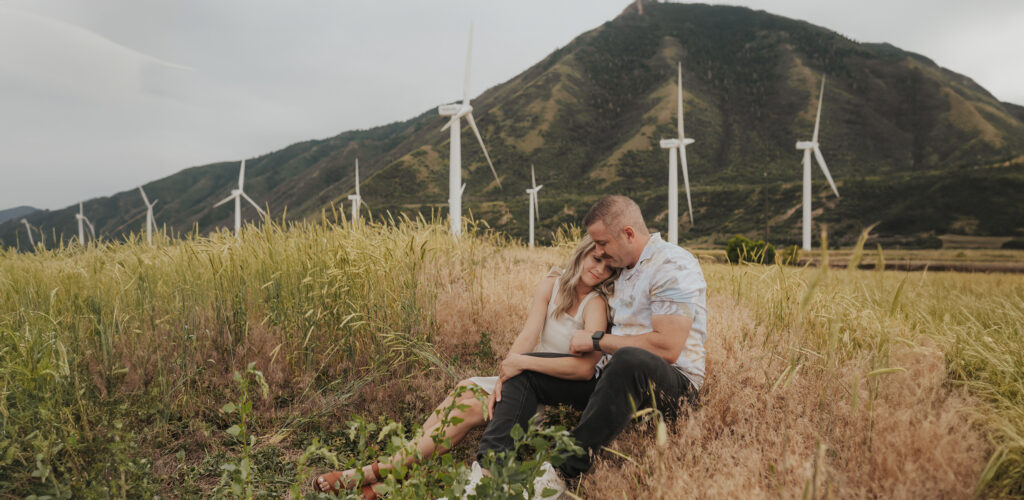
[548,235,621,319]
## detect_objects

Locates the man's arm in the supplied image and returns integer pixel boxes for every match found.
[569,313,692,363]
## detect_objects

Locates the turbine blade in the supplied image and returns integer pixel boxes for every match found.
[355,158,360,196]
[466,113,500,188]
[213,194,236,207]
[239,160,246,189]
[681,150,695,225]
[441,116,458,132]
[677,62,684,140]
[531,164,536,189]
[79,202,83,215]
[533,193,540,222]
[138,186,150,205]
[241,191,267,216]
[464,23,473,105]
[813,146,840,198]
[812,75,825,143]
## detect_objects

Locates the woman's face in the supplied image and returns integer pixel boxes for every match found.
[579,249,613,288]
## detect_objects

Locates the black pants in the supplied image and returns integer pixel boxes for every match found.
[477,347,696,478]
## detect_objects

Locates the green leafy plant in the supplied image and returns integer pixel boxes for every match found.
[214,362,270,499]
[470,419,585,500]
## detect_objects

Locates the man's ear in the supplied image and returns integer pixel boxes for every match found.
[622,226,636,242]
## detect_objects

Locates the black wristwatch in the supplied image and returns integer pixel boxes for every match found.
[591,330,605,352]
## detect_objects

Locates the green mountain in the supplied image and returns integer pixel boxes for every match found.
[4,2,1023,251]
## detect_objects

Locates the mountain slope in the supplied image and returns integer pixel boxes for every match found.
[0,206,36,224]
[4,3,1023,250]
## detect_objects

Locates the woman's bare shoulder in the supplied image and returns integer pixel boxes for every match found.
[534,275,558,299]
[584,294,608,314]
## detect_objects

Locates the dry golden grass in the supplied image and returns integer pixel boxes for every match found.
[424,248,1002,498]
[582,294,985,499]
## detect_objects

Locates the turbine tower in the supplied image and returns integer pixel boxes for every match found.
[795,76,840,251]
[213,160,266,237]
[138,186,158,245]
[437,24,500,236]
[525,164,543,248]
[75,202,96,246]
[347,158,363,224]
[658,62,696,245]
[20,218,34,247]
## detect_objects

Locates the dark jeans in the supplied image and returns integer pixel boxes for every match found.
[477,347,696,478]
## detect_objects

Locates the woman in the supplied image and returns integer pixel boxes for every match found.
[313,236,619,497]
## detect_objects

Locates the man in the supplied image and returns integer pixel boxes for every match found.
[477,194,708,480]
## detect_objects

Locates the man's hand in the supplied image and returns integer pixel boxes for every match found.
[570,329,595,355]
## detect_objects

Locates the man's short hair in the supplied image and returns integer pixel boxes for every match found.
[583,195,648,234]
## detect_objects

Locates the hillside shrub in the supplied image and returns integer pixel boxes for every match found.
[779,245,801,265]
[726,235,775,264]
[1001,238,1024,249]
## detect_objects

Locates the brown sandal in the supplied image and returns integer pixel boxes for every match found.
[312,461,383,495]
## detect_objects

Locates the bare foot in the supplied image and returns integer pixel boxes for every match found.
[312,468,359,492]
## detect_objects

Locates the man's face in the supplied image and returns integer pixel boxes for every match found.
[587,221,630,268]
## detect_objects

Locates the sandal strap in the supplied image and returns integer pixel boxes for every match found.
[370,461,382,482]
[361,483,379,500]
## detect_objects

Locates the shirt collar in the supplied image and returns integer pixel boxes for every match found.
[621,233,662,279]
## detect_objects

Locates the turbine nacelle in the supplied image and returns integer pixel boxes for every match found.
[438,103,468,116]
[660,138,681,149]
[795,140,817,150]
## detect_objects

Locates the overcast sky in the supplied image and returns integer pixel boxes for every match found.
[2,0,1022,211]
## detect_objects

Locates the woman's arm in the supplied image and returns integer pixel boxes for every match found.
[501,296,608,381]
[504,276,557,356]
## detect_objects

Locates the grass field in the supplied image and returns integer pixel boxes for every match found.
[1,216,1021,498]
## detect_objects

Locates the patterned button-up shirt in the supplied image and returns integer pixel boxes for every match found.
[600,233,708,389]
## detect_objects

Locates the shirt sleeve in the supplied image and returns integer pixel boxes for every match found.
[649,258,704,318]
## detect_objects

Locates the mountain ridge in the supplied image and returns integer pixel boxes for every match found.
[0,206,37,225]
[4,3,1023,250]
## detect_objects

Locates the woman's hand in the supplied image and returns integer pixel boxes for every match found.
[498,354,526,382]
[486,378,502,420]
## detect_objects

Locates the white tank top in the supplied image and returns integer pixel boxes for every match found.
[533,276,599,353]
[468,276,601,395]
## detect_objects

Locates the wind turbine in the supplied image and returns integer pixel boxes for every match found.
[347,158,363,224]
[525,164,543,248]
[437,24,500,236]
[795,76,840,251]
[658,62,696,245]
[20,218,35,247]
[75,202,95,246]
[213,160,266,237]
[138,186,158,245]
